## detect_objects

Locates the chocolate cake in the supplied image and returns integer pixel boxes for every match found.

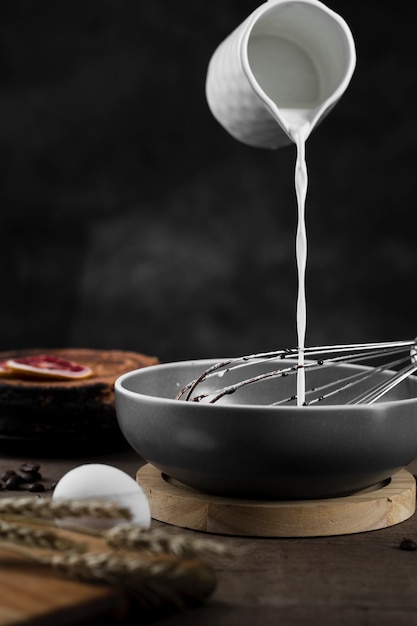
[0,348,158,454]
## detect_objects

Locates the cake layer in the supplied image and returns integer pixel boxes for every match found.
[0,348,158,453]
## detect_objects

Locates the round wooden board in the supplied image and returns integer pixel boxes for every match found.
[137,464,416,537]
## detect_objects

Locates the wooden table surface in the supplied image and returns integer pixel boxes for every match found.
[2,446,417,626]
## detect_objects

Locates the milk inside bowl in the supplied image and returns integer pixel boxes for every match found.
[205,0,356,405]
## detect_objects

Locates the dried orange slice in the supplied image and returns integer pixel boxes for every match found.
[6,354,93,380]
[0,360,13,376]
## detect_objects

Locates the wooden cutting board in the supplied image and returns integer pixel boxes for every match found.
[0,526,215,625]
[0,539,129,626]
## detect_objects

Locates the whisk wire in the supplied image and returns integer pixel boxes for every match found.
[346,361,417,405]
[176,339,417,406]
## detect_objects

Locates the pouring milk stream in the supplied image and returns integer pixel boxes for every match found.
[206,0,356,405]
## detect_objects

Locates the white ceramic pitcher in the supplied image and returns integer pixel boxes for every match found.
[205,0,356,149]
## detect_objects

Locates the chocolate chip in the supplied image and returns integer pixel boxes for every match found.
[18,470,42,483]
[400,538,417,551]
[5,474,22,490]
[19,463,40,474]
[1,470,17,482]
[26,482,45,492]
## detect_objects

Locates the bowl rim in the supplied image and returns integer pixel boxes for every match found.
[114,358,417,412]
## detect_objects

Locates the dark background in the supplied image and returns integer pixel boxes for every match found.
[1,1,415,363]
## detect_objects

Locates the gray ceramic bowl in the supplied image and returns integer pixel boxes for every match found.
[115,359,417,499]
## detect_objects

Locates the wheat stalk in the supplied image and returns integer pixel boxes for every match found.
[0,519,86,552]
[104,524,233,559]
[0,537,216,609]
[0,496,222,609]
[40,550,217,608]
[0,496,132,521]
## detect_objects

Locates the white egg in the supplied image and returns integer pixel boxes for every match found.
[52,463,151,530]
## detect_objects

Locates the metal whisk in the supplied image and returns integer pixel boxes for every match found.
[175,339,417,406]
